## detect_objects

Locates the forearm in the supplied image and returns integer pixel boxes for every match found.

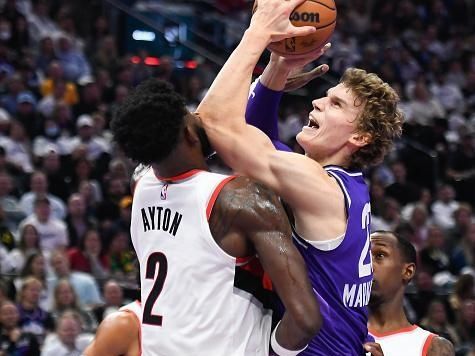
[246,79,283,141]
[198,29,269,128]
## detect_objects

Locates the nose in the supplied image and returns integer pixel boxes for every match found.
[312,98,325,112]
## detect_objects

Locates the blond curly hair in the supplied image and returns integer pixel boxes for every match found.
[340,68,404,169]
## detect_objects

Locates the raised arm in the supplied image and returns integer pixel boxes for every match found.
[246,79,290,151]
[209,176,321,352]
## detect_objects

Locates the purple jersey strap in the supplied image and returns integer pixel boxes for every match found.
[246,79,292,152]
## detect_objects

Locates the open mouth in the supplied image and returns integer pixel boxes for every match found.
[307,117,320,130]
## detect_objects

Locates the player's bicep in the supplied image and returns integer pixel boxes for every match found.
[203,118,280,185]
[241,184,316,312]
[427,336,454,356]
[83,313,132,356]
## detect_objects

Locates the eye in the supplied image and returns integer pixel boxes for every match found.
[372,252,385,260]
[331,100,341,108]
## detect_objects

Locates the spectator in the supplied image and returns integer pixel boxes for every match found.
[451,223,475,274]
[65,193,96,248]
[0,172,25,230]
[432,184,460,230]
[68,158,102,205]
[26,0,60,45]
[15,92,39,140]
[16,276,54,344]
[55,35,91,83]
[402,203,431,250]
[37,80,68,119]
[14,252,49,309]
[19,171,66,219]
[105,229,134,279]
[92,279,123,323]
[78,180,100,218]
[40,61,79,106]
[371,198,401,232]
[455,298,475,346]
[35,36,57,75]
[406,269,438,321]
[19,197,68,253]
[68,229,108,279]
[48,250,102,308]
[67,114,110,161]
[0,73,24,114]
[0,300,40,355]
[41,311,93,356]
[4,120,34,173]
[419,225,451,276]
[3,224,39,274]
[95,178,126,230]
[401,188,433,222]
[385,161,420,206]
[420,299,459,345]
[448,203,473,243]
[449,274,475,316]
[40,149,70,202]
[50,279,97,333]
[0,204,14,251]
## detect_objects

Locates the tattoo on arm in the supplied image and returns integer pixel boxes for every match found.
[427,336,454,356]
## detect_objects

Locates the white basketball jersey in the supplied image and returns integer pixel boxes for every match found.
[369,325,435,356]
[131,168,273,356]
[119,300,142,324]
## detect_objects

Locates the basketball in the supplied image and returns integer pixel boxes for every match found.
[253,0,337,57]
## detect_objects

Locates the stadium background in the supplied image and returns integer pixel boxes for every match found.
[0,0,474,354]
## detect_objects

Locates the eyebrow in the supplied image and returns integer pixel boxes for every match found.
[326,89,348,107]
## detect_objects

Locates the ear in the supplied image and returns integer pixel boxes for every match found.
[183,122,199,146]
[349,132,372,148]
[402,263,416,285]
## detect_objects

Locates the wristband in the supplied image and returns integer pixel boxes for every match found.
[270,321,308,356]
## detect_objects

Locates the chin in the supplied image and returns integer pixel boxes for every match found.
[296,133,310,153]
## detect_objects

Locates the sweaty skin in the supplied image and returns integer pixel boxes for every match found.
[83,309,140,356]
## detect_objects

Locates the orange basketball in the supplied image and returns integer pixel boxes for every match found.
[253,0,337,57]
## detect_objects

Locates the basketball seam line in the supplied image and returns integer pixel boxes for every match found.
[312,19,336,30]
[309,0,336,11]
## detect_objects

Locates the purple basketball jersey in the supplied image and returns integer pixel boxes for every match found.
[293,166,373,355]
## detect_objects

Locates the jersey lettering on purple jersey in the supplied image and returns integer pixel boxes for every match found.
[291,166,373,356]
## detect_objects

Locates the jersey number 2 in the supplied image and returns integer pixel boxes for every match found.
[143,252,168,326]
[359,203,372,278]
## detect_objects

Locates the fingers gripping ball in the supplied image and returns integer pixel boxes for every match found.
[253,0,337,57]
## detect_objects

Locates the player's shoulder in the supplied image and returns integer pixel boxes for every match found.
[221,176,278,199]
[99,309,139,335]
[212,176,287,228]
[219,176,281,210]
[427,336,455,356]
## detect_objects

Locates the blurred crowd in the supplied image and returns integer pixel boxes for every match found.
[0,0,473,355]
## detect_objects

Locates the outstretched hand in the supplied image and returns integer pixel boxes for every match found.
[281,43,331,91]
[250,0,316,43]
[284,64,329,92]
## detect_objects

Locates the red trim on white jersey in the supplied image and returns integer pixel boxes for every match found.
[206,176,237,220]
[422,333,435,356]
[370,324,436,356]
[155,169,203,182]
[369,324,418,338]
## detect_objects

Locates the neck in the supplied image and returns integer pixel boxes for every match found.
[152,146,208,178]
[306,146,353,169]
[368,290,411,333]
